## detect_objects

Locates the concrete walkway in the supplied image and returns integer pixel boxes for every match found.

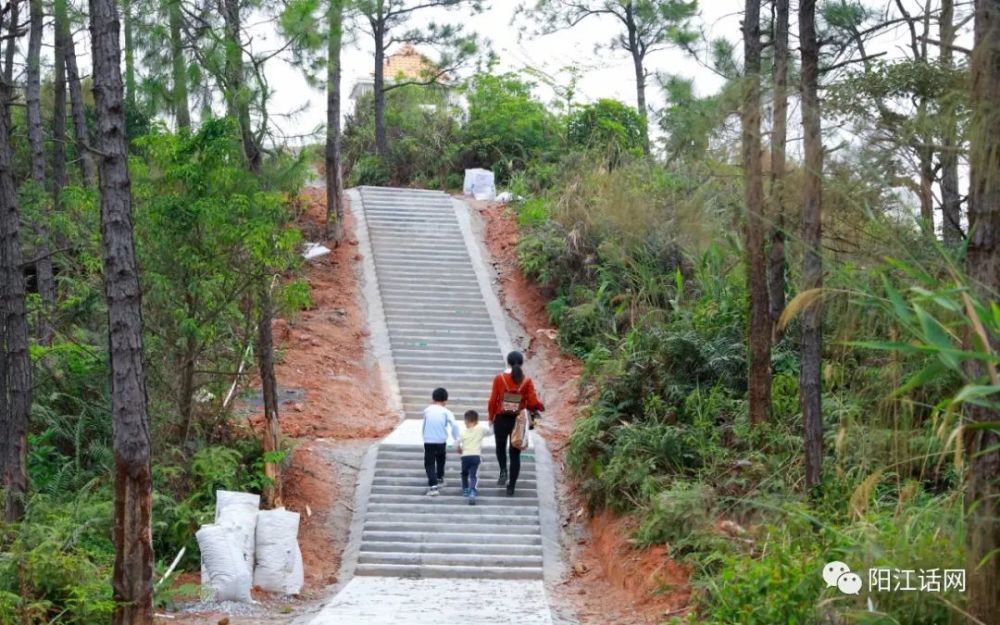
[309,187,557,624]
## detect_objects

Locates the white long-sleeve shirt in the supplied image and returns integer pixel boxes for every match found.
[422,404,460,444]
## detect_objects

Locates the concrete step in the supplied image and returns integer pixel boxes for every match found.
[365,512,539,526]
[373,470,538,482]
[354,563,543,580]
[362,531,542,546]
[371,478,538,490]
[359,542,543,556]
[363,521,539,535]
[358,552,543,569]
[370,486,538,498]
[368,497,538,511]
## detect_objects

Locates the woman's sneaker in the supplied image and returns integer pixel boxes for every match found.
[438,478,446,488]
[462,488,470,497]
[468,492,477,506]
[426,486,439,496]
[506,483,515,497]
[497,470,508,486]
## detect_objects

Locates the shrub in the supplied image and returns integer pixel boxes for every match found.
[567,98,645,168]
[350,154,391,187]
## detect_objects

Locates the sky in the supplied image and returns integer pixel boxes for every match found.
[262,1,745,145]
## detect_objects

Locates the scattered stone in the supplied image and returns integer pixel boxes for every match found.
[573,562,589,576]
[293,403,305,413]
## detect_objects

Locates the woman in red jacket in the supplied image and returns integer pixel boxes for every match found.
[488,351,544,496]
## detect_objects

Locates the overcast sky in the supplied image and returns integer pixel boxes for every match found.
[262,1,745,144]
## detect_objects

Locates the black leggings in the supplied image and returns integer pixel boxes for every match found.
[493,414,521,486]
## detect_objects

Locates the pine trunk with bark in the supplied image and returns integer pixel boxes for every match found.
[89,0,155,621]
[326,0,345,242]
[940,0,963,244]
[2,1,17,86]
[768,0,789,327]
[0,68,32,524]
[258,281,282,508]
[743,0,771,426]
[65,32,97,186]
[964,2,1000,621]
[373,18,388,158]
[123,0,136,109]
[624,4,650,156]
[169,0,190,129]
[799,0,824,492]
[27,0,56,345]
[220,0,261,172]
[53,0,68,206]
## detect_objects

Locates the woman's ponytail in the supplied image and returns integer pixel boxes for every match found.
[507,351,525,384]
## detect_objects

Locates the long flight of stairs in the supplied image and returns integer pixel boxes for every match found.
[354,186,545,581]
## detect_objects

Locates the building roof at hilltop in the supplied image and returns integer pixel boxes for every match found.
[383,44,437,80]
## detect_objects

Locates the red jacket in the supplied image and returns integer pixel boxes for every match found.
[488,372,544,422]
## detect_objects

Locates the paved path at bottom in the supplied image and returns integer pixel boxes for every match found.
[310,577,552,625]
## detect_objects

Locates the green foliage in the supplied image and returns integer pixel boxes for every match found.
[133,119,302,438]
[461,72,562,182]
[343,86,461,187]
[566,98,644,168]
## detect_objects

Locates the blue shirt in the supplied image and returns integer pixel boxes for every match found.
[422,404,460,444]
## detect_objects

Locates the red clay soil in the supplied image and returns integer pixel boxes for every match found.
[256,188,397,592]
[164,188,396,623]
[473,199,693,625]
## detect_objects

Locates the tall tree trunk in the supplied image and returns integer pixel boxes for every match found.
[965,3,1000,622]
[940,0,963,244]
[2,1,18,86]
[258,280,282,508]
[26,0,55,345]
[26,0,44,182]
[169,0,190,129]
[220,0,260,172]
[799,0,824,492]
[768,0,789,327]
[0,76,32,524]
[50,0,69,340]
[743,0,771,426]
[373,19,388,158]
[123,0,136,109]
[54,0,68,204]
[624,5,650,156]
[65,33,97,186]
[918,144,934,227]
[326,0,345,242]
[89,0,154,622]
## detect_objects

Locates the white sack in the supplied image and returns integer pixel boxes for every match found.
[217,504,257,574]
[463,168,496,200]
[215,490,260,522]
[197,524,253,602]
[254,507,303,595]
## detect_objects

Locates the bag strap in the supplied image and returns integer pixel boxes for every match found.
[502,373,526,394]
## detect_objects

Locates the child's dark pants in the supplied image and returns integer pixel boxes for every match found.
[424,443,447,486]
[461,455,481,492]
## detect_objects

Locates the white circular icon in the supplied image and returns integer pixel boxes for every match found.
[823,561,851,588]
[837,572,863,595]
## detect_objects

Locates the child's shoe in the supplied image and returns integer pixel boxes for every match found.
[469,489,477,506]
[463,488,470,497]
[426,486,439,496]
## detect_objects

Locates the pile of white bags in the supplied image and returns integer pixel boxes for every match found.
[197,490,303,601]
[463,168,496,201]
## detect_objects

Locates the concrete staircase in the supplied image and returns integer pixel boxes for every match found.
[361,185,504,420]
[354,186,545,581]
